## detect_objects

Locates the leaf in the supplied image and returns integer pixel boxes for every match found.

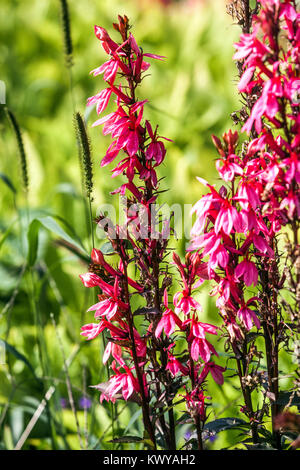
[203,417,248,439]
[54,239,90,263]
[52,183,80,198]
[0,219,18,252]
[27,216,88,266]
[27,219,41,266]
[243,443,276,450]
[109,436,144,444]
[123,409,142,435]
[38,216,86,254]
[246,332,263,343]
[100,240,132,254]
[0,173,16,194]
[100,241,115,255]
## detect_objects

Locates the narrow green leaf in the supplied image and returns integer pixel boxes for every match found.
[123,409,142,435]
[38,216,86,254]
[0,172,16,194]
[27,216,88,266]
[27,219,41,266]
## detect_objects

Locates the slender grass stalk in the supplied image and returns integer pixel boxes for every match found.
[82,365,89,449]
[14,344,80,450]
[58,0,73,68]
[50,313,84,449]
[74,112,95,249]
[6,107,59,449]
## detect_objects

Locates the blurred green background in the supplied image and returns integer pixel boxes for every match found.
[0,0,257,450]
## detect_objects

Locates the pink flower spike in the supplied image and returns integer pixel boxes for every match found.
[94,25,119,54]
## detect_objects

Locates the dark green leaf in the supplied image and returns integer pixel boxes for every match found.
[109,436,144,444]
[27,216,88,266]
[203,417,248,437]
[276,391,300,410]
[243,443,276,450]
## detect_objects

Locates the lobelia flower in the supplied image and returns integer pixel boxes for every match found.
[182,388,207,422]
[173,290,203,316]
[166,353,189,377]
[155,289,183,338]
[235,259,258,287]
[190,337,218,363]
[103,341,124,366]
[96,361,141,402]
[80,320,107,340]
[237,303,261,331]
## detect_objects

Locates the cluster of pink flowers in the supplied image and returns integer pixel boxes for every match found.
[190,130,266,338]
[163,253,225,379]
[236,0,300,225]
[189,0,299,350]
[88,22,169,193]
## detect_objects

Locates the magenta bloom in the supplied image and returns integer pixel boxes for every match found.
[199,361,226,385]
[103,341,124,366]
[214,203,242,236]
[97,362,141,402]
[216,155,244,182]
[84,277,128,321]
[237,297,260,331]
[80,321,106,340]
[155,309,182,338]
[88,296,119,321]
[79,272,102,288]
[173,290,202,316]
[166,354,189,377]
[190,337,217,363]
[235,259,258,287]
[155,288,183,337]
